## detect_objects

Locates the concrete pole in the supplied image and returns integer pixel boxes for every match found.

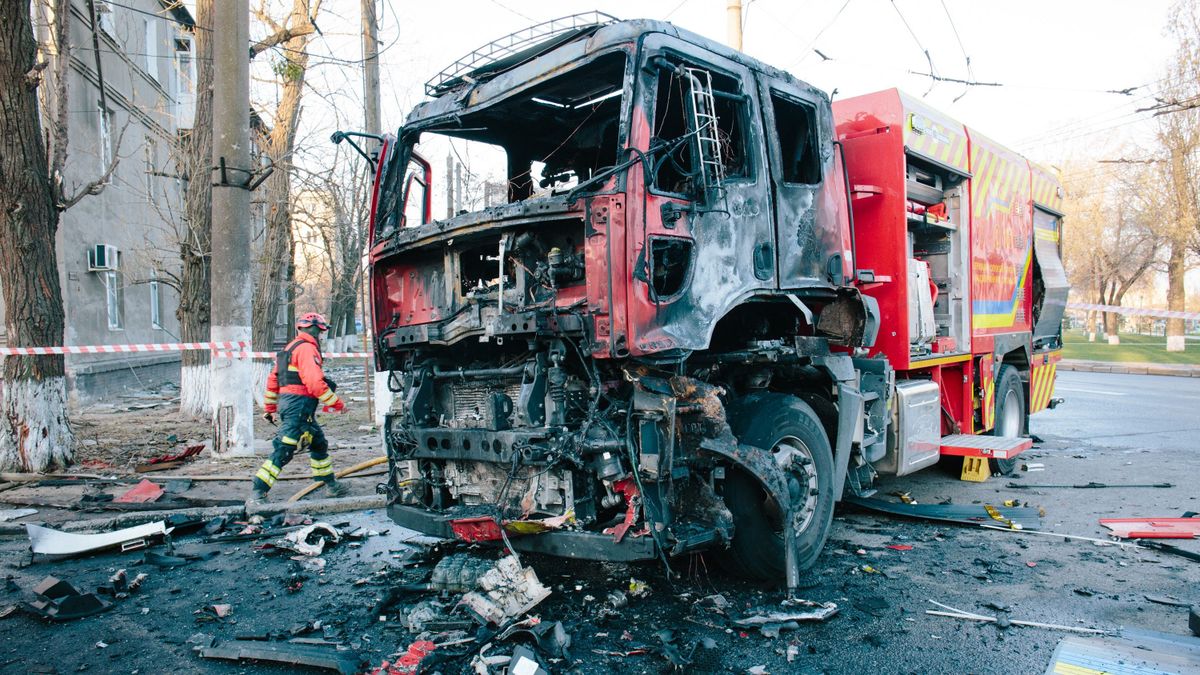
[361,0,390,427]
[209,0,254,456]
[446,153,454,219]
[726,0,743,51]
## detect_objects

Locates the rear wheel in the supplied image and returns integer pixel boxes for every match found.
[989,364,1027,475]
[722,393,835,581]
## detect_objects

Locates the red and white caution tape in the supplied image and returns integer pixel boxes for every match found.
[0,342,370,360]
[1067,303,1200,320]
[0,341,248,356]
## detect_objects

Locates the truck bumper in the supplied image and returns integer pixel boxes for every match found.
[386,503,659,561]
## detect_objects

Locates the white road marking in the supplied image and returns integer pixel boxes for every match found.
[1055,386,1127,396]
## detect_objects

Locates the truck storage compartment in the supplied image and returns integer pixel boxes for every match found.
[875,379,941,476]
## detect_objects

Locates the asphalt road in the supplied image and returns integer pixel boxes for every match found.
[0,370,1196,674]
[1040,370,1200,452]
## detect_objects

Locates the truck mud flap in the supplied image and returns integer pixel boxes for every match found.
[386,504,658,562]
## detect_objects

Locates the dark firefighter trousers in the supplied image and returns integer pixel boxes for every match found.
[252,394,333,493]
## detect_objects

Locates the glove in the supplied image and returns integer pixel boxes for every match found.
[323,398,346,414]
[262,412,276,425]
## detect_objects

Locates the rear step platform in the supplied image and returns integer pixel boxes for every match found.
[938,434,1032,460]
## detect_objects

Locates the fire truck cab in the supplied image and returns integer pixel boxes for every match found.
[361,14,1067,590]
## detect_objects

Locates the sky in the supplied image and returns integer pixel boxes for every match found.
[322,0,1176,165]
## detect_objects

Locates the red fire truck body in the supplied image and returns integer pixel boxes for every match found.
[360,16,1068,588]
[834,90,1067,468]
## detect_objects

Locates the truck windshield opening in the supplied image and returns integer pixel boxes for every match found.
[378,51,628,237]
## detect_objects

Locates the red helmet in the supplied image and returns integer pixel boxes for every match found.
[296,312,329,331]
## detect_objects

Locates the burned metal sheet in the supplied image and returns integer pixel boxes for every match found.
[26,521,170,556]
[199,640,362,675]
[845,497,1043,530]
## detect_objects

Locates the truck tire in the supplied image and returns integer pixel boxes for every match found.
[722,393,835,581]
[990,364,1027,475]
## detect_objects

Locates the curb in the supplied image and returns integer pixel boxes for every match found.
[1060,359,1200,378]
[0,494,387,537]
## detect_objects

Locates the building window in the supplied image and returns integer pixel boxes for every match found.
[144,137,157,196]
[149,277,162,329]
[144,18,159,81]
[96,1,115,35]
[98,102,113,173]
[174,37,196,128]
[105,271,124,330]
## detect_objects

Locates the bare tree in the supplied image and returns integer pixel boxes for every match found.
[0,0,121,471]
[291,151,372,351]
[1062,159,1162,344]
[1157,0,1200,351]
[248,0,322,389]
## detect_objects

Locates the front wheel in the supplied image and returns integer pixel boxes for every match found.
[989,364,1027,475]
[722,393,835,581]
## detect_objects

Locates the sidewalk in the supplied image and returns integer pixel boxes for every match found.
[1060,358,1200,377]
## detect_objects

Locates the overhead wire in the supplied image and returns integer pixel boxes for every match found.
[787,0,852,68]
[889,0,938,95]
[939,0,973,102]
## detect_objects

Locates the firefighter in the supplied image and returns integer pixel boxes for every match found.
[249,312,349,503]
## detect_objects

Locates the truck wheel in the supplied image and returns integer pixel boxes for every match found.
[723,393,835,581]
[989,364,1027,475]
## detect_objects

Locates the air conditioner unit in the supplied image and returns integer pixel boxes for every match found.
[88,244,120,271]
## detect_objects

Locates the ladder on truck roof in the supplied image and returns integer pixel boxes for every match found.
[682,67,726,193]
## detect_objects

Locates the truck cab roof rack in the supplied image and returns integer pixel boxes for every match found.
[425,11,619,97]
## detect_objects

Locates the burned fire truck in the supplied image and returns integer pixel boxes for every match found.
[355,14,1069,589]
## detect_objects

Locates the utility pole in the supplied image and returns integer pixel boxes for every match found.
[727,0,743,51]
[446,153,454,219]
[361,0,382,424]
[209,0,254,456]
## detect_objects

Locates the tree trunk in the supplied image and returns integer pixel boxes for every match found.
[178,0,215,418]
[1166,236,1187,352]
[0,2,73,471]
[251,11,312,397]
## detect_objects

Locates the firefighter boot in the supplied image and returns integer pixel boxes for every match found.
[246,485,269,507]
[325,479,350,498]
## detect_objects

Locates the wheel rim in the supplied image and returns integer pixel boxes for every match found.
[771,436,820,535]
[998,389,1021,437]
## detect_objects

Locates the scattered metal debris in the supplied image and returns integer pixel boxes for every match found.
[1138,540,1200,563]
[26,576,112,621]
[1144,595,1192,608]
[1006,481,1174,489]
[732,598,839,635]
[113,479,165,503]
[925,600,1105,634]
[280,523,342,556]
[0,508,38,522]
[199,639,362,674]
[845,497,1042,529]
[26,521,170,556]
[1099,517,1200,539]
[461,555,551,626]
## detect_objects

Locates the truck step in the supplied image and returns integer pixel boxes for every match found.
[938,434,1032,460]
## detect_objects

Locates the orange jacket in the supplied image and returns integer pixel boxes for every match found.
[264,333,340,412]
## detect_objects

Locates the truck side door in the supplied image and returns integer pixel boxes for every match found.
[759,81,850,290]
[622,37,774,355]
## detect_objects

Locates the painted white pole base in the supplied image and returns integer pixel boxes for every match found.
[1107,335,1121,345]
[1166,335,1186,352]
[210,325,255,457]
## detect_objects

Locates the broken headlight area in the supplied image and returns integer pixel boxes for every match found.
[384,353,749,561]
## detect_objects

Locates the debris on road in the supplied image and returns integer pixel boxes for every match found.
[1045,629,1200,674]
[1099,517,1200,539]
[113,479,165,503]
[199,639,362,674]
[1137,540,1200,563]
[1144,594,1192,607]
[135,444,204,473]
[732,599,839,635]
[280,522,342,556]
[26,576,112,621]
[926,600,1105,634]
[26,521,170,556]
[461,555,551,626]
[1006,481,1174,490]
[0,508,38,522]
[846,497,1042,529]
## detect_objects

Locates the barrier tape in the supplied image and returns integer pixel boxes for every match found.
[0,341,370,360]
[1067,303,1200,321]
